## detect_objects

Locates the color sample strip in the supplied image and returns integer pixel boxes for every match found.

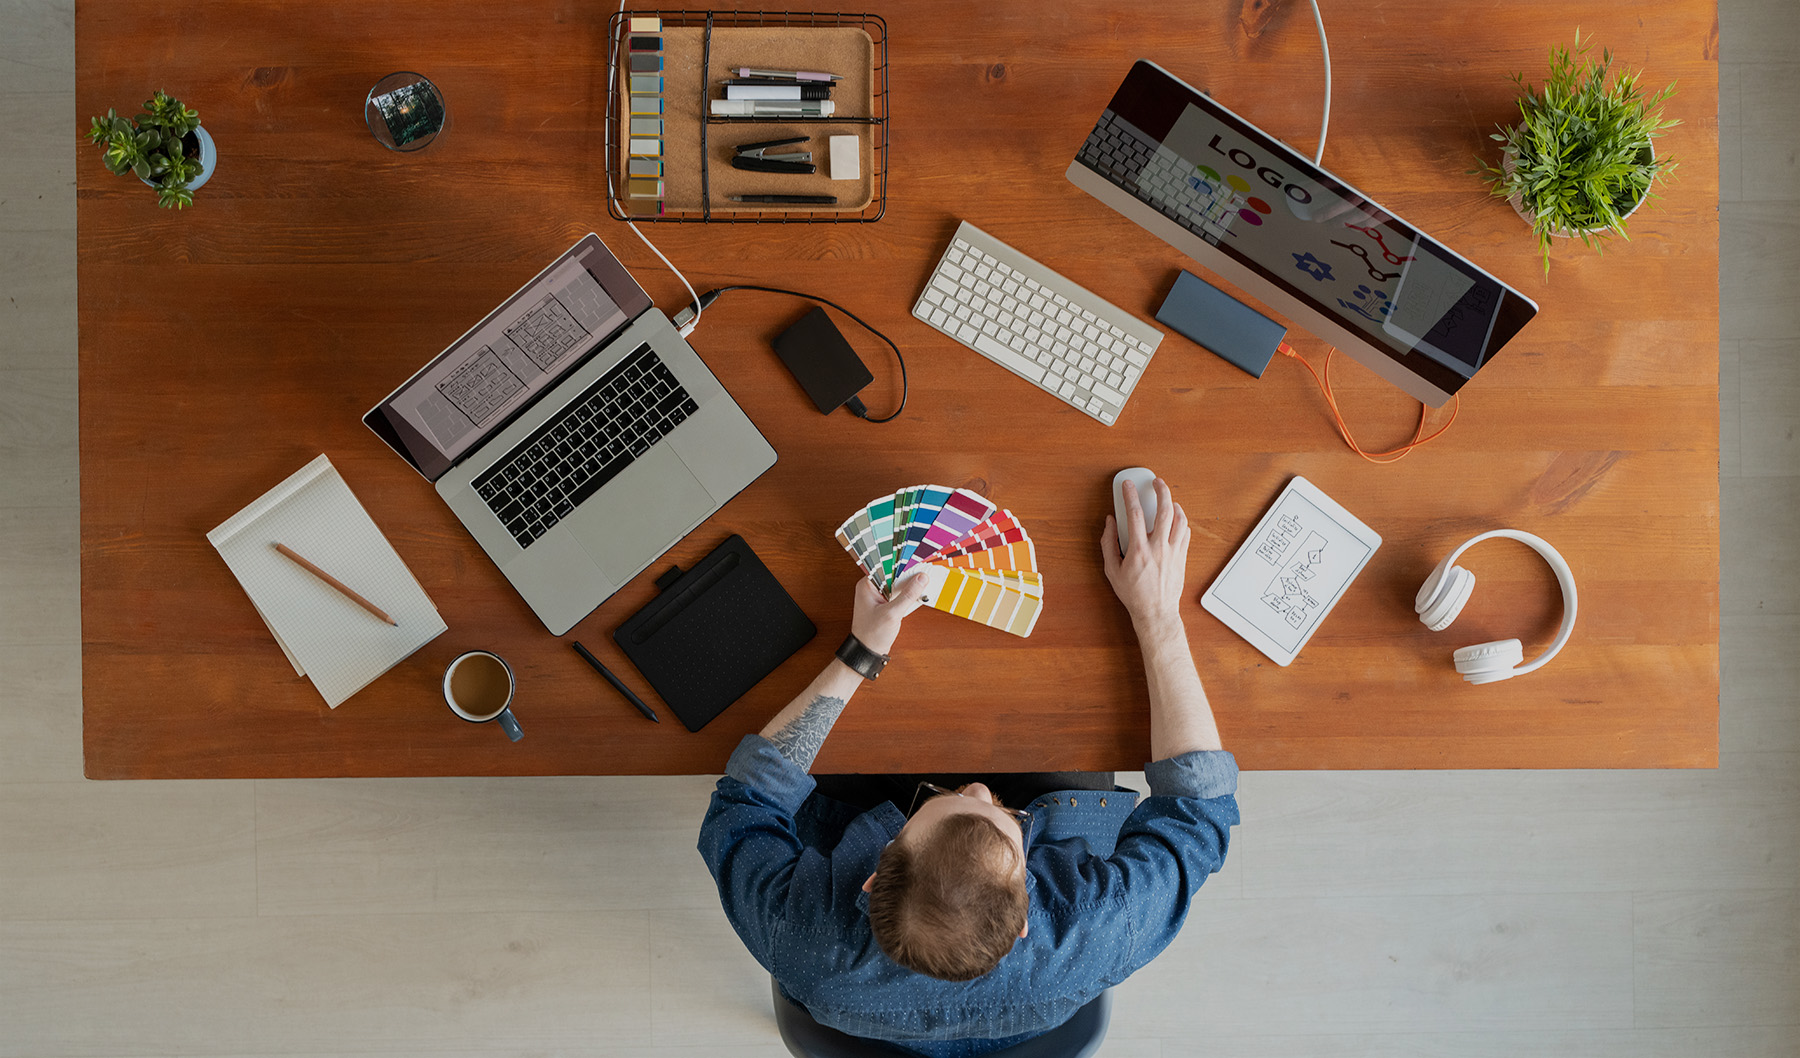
[835,509,882,582]
[628,15,661,31]
[628,158,664,177]
[966,568,1043,597]
[1004,592,1042,636]
[937,512,1026,560]
[924,568,1039,638]
[927,567,979,616]
[931,539,1036,572]
[630,54,662,73]
[888,485,924,589]
[630,116,664,135]
[864,494,898,588]
[907,488,997,569]
[896,485,953,574]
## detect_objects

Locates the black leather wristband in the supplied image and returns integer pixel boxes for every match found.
[835,633,889,680]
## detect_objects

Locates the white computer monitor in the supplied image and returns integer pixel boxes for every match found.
[1066,60,1538,407]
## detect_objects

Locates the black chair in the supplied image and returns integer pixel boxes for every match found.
[770,979,1113,1058]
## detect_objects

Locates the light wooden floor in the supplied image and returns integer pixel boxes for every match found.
[4,2,1795,1055]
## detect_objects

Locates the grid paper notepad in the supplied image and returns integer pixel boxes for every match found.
[207,454,447,708]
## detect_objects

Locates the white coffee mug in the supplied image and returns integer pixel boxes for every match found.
[443,651,523,742]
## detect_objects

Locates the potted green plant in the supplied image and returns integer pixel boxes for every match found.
[86,91,215,209]
[1477,33,1678,275]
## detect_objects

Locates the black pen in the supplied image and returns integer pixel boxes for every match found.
[728,194,839,205]
[571,641,659,722]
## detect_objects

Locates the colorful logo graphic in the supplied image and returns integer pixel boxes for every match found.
[1338,284,1393,322]
[1292,252,1334,282]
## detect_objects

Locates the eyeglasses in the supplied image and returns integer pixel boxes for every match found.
[908,781,1034,850]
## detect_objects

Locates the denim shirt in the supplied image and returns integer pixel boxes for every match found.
[698,735,1239,1056]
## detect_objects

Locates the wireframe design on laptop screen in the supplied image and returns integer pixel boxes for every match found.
[364,235,651,481]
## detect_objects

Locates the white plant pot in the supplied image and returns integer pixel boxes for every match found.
[1501,128,1653,239]
[137,125,215,192]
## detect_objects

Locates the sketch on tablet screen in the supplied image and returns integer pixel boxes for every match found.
[1202,476,1381,665]
[1261,530,1328,629]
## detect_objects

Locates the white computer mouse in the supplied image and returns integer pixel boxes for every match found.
[1112,467,1159,554]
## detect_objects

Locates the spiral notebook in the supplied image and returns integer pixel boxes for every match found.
[208,455,447,708]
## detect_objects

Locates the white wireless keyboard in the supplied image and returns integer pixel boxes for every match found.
[912,221,1163,425]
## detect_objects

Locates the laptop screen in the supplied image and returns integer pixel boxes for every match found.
[365,234,653,480]
[1074,62,1537,398]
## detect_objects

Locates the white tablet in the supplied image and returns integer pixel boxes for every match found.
[1200,476,1382,667]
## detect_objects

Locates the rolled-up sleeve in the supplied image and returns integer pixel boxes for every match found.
[1100,750,1239,976]
[696,735,819,970]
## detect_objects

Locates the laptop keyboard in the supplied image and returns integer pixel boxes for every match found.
[472,343,699,548]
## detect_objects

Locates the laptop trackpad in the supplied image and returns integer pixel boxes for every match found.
[565,445,717,584]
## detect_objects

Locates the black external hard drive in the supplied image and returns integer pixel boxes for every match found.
[1155,271,1287,379]
[771,306,875,413]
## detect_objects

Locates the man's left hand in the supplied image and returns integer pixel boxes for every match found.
[850,568,942,655]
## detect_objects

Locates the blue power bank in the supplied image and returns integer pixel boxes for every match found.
[1154,271,1286,379]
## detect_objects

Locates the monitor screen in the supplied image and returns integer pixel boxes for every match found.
[1069,61,1537,404]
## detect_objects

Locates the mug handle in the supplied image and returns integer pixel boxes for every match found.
[497,706,524,742]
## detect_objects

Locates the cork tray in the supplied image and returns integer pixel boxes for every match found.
[616,23,877,216]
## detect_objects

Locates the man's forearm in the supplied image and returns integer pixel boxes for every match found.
[1135,617,1222,758]
[758,659,866,771]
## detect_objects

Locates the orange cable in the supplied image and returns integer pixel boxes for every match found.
[1277,342,1460,464]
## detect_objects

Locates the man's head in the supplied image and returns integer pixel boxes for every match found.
[863,782,1029,981]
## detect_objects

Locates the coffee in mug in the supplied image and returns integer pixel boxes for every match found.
[443,651,523,741]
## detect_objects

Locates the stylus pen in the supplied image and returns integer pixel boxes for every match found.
[571,641,659,722]
[728,194,838,205]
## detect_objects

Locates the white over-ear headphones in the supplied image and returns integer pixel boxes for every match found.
[1414,530,1578,685]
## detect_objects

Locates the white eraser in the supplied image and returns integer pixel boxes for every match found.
[829,135,860,181]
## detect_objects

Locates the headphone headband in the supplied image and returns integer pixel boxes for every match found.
[1432,530,1578,676]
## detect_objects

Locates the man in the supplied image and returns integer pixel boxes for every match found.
[699,479,1238,1056]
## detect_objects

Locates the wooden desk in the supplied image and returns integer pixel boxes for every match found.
[78,0,1719,777]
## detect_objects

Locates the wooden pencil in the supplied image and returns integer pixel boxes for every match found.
[273,543,399,626]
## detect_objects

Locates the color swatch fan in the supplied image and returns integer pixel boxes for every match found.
[835,485,1042,637]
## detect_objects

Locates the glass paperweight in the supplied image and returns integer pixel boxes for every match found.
[365,72,446,152]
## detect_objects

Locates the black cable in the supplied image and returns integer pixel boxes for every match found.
[689,284,907,423]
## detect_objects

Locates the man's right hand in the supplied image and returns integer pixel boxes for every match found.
[1101,478,1191,637]
[1102,477,1221,756]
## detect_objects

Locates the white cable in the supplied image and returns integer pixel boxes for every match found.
[604,1,703,336]
[1309,0,1330,166]
[626,218,704,337]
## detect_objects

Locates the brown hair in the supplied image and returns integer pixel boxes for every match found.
[866,813,1028,981]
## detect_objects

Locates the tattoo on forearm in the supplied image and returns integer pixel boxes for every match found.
[767,694,848,770]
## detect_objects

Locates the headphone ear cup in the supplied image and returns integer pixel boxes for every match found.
[1418,566,1475,632]
[1454,638,1524,684]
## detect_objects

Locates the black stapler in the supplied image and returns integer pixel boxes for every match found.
[731,136,816,174]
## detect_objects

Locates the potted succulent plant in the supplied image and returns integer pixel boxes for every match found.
[1477,33,1678,275]
[86,91,215,209]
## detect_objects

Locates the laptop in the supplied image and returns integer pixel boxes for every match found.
[365,233,776,636]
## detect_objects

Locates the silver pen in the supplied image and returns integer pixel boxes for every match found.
[736,66,842,82]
